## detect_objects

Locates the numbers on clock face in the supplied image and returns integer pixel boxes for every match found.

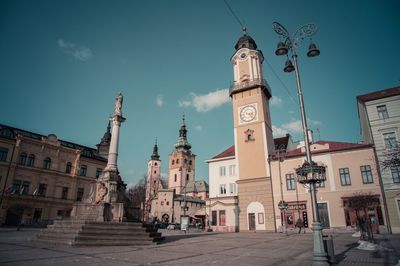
[240,105,257,122]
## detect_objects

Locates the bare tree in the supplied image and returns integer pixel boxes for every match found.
[126,175,146,208]
[346,192,379,242]
[381,141,400,170]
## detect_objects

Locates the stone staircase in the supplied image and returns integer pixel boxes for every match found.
[34,220,164,246]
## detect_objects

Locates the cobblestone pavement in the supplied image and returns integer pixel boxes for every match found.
[0,228,399,265]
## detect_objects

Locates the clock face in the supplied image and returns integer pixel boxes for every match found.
[240,52,247,59]
[239,104,257,123]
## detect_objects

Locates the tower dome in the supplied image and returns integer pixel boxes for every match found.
[235,34,258,51]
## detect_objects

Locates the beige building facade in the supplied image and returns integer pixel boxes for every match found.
[208,139,387,233]
[357,86,400,233]
[0,123,109,226]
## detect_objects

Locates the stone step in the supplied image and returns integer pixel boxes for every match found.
[34,238,74,246]
[76,235,156,241]
[36,232,78,240]
[79,229,161,237]
[73,240,157,246]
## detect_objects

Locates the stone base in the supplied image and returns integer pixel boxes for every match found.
[71,202,124,222]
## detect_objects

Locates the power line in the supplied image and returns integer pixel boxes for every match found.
[223,0,244,30]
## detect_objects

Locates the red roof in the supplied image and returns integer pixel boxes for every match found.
[357,86,400,102]
[212,140,371,160]
[284,141,371,158]
[212,145,235,159]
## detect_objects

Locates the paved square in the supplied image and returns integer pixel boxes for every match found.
[0,228,399,265]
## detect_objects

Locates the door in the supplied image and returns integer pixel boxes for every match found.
[317,203,330,228]
[248,213,256,230]
[285,211,295,228]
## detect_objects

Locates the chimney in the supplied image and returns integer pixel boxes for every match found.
[307,129,314,144]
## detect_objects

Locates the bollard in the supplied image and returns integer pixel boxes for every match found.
[323,234,335,264]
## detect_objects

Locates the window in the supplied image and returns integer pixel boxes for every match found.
[43,157,51,169]
[361,165,373,184]
[0,147,8,161]
[383,132,397,149]
[229,183,236,194]
[66,162,72,174]
[211,211,217,225]
[96,168,102,178]
[79,165,87,176]
[176,159,179,164]
[220,184,227,195]
[229,165,236,176]
[22,181,30,194]
[27,154,35,167]
[377,105,389,119]
[76,188,84,201]
[12,179,21,194]
[391,166,400,183]
[61,187,68,199]
[155,162,158,166]
[18,152,27,165]
[38,183,47,197]
[219,166,226,177]
[219,210,226,226]
[184,158,187,164]
[174,174,177,182]
[286,173,296,190]
[189,160,192,165]
[171,160,175,165]
[339,168,351,186]
[186,174,189,181]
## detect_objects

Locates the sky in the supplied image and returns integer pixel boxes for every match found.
[0,0,399,186]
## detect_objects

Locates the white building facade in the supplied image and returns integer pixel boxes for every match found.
[357,86,400,233]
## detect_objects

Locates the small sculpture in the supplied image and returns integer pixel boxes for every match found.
[114,93,123,116]
[96,182,108,204]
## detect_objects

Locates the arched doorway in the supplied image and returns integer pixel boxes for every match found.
[247,202,265,231]
[5,205,31,226]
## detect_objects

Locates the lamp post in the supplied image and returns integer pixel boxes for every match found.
[277,145,288,235]
[273,21,328,266]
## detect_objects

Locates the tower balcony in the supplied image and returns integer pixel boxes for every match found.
[229,78,272,99]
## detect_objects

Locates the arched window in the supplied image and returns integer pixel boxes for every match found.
[176,159,180,164]
[174,174,177,182]
[27,154,35,167]
[43,157,51,169]
[184,158,187,164]
[18,152,27,165]
[65,162,72,174]
[189,160,192,165]
[155,162,158,166]
[172,160,175,165]
[186,174,189,181]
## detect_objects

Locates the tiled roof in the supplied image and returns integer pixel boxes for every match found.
[212,145,235,159]
[212,140,371,160]
[284,141,371,158]
[357,86,400,102]
[274,135,289,150]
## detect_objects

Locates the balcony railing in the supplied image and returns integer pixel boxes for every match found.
[229,78,272,97]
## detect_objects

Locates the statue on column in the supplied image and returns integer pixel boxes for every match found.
[115,93,123,116]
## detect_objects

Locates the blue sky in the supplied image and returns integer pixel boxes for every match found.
[1,0,399,186]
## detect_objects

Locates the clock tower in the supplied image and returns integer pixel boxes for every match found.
[230,32,275,231]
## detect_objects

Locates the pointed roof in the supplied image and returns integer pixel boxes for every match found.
[99,121,111,145]
[151,138,160,161]
[174,115,192,151]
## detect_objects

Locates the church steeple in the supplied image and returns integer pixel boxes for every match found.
[97,120,112,159]
[151,138,160,161]
[174,115,191,151]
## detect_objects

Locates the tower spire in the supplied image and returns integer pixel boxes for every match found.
[151,138,160,160]
[174,115,191,151]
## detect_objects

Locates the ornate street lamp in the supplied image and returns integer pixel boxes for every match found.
[272,21,328,265]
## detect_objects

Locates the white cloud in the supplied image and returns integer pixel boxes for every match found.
[308,118,322,126]
[179,88,230,112]
[194,125,202,131]
[281,120,304,134]
[272,125,288,137]
[270,96,283,107]
[58,39,92,61]
[156,94,164,107]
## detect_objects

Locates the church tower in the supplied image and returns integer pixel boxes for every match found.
[168,116,196,194]
[96,121,111,159]
[144,140,162,221]
[230,31,275,231]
